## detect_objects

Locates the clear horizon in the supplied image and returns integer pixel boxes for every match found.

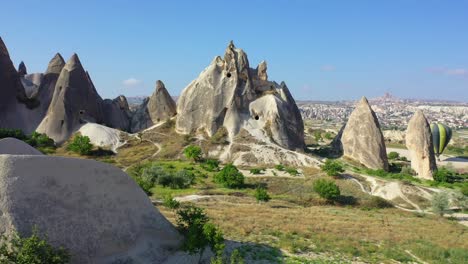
[2,0,467,101]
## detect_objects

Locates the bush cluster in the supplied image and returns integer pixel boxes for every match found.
[313,179,340,200]
[184,145,203,162]
[67,134,93,155]
[214,164,244,188]
[0,129,55,153]
[131,164,196,195]
[321,159,344,176]
[255,187,271,202]
[0,228,70,264]
[201,159,220,172]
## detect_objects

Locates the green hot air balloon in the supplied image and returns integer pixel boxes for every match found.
[430,123,452,160]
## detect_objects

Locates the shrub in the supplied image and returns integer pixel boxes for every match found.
[320,159,344,176]
[461,184,468,196]
[67,134,93,155]
[451,191,468,210]
[249,168,263,175]
[431,192,451,216]
[176,205,225,262]
[158,169,195,189]
[434,167,455,183]
[275,164,285,171]
[255,187,271,202]
[202,159,220,172]
[184,145,203,162]
[285,167,299,176]
[0,128,27,140]
[313,179,340,200]
[0,227,70,264]
[387,151,400,160]
[214,164,244,188]
[163,195,181,209]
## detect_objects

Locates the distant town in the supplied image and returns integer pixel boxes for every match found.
[298,93,468,130]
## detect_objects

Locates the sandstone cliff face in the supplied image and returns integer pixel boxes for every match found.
[176,42,304,150]
[340,97,389,170]
[406,110,437,180]
[0,139,182,264]
[131,80,177,132]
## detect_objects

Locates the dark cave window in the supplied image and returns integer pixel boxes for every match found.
[255,115,259,120]
[226,72,232,78]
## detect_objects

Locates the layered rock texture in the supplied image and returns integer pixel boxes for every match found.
[176,41,304,150]
[131,80,177,132]
[0,139,181,263]
[406,110,437,180]
[340,97,389,170]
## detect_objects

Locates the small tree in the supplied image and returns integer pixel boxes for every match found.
[387,151,400,160]
[214,164,244,188]
[313,179,340,200]
[0,227,70,264]
[184,145,203,162]
[431,192,450,217]
[320,159,344,177]
[163,195,181,209]
[176,205,225,264]
[255,187,271,203]
[67,134,93,155]
[433,167,453,183]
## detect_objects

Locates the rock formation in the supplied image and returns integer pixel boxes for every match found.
[36,54,105,143]
[0,37,39,131]
[35,53,66,115]
[131,80,177,132]
[406,110,437,180]
[0,139,182,263]
[102,95,131,131]
[18,61,27,76]
[340,97,389,170]
[176,41,304,150]
[0,137,42,155]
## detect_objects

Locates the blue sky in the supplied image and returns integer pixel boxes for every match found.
[2,0,468,101]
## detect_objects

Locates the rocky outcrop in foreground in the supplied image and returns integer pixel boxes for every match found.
[406,110,437,180]
[340,97,389,170]
[0,138,181,263]
[131,80,177,132]
[176,41,304,150]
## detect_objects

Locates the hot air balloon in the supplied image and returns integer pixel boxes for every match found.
[430,123,452,160]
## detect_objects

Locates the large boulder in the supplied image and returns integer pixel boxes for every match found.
[176,41,304,150]
[0,137,42,155]
[131,80,177,132]
[340,97,389,170]
[406,110,437,180]
[0,151,182,263]
[36,54,105,143]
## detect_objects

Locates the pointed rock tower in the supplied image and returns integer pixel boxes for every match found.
[35,53,66,116]
[131,80,177,132]
[176,41,304,150]
[102,95,131,131]
[37,54,105,143]
[18,61,27,76]
[340,97,389,170]
[406,110,437,180]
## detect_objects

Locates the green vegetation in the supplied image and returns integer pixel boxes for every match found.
[158,169,195,189]
[201,159,220,172]
[275,164,285,171]
[0,228,70,264]
[387,151,400,160]
[249,168,264,175]
[211,127,229,145]
[320,159,344,177]
[0,129,56,154]
[254,187,271,203]
[176,205,225,263]
[431,192,451,216]
[67,134,93,155]
[313,179,340,200]
[214,164,245,188]
[184,145,203,162]
[163,195,181,209]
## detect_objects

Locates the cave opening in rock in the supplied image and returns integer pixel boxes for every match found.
[255,115,259,120]
[226,72,231,78]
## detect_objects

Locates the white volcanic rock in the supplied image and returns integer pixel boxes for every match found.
[340,97,389,170]
[78,123,124,153]
[406,110,437,180]
[0,137,42,155]
[131,80,177,132]
[0,155,182,263]
[176,41,304,150]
